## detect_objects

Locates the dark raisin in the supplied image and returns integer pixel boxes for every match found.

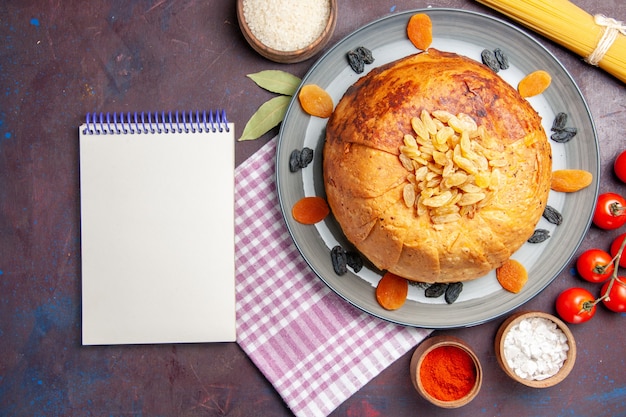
[551,112,568,131]
[346,251,363,273]
[445,282,463,304]
[425,283,448,298]
[550,112,577,143]
[347,50,365,73]
[408,281,430,289]
[355,46,375,64]
[289,149,301,172]
[528,228,551,243]
[543,205,563,225]
[551,127,578,143]
[481,49,500,73]
[299,147,314,168]
[493,48,509,70]
[331,245,348,275]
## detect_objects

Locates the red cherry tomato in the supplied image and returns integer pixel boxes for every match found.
[592,193,626,230]
[601,277,626,313]
[555,287,597,324]
[576,249,614,283]
[610,233,626,268]
[615,150,626,183]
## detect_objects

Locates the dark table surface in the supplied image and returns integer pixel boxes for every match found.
[1,0,625,416]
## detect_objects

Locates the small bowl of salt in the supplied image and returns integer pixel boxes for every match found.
[495,311,576,388]
[237,0,337,64]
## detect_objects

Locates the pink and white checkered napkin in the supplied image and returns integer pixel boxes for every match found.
[234,137,432,417]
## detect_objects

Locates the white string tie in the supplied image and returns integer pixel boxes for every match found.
[585,14,626,66]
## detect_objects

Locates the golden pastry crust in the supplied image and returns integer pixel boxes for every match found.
[323,49,552,283]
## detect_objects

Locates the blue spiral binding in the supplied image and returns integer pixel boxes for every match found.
[82,110,229,135]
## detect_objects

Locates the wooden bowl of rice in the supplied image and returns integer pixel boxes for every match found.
[237,0,337,64]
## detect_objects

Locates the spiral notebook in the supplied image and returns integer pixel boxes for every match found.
[79,110,236,345]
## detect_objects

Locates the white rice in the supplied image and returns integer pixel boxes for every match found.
[243,0,330,51]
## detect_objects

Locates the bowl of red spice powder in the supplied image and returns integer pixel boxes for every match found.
[410,335,482,408]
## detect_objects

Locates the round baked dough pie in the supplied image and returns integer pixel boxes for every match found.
[323,49,552,283]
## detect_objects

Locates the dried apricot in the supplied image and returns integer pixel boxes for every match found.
[496,259,528,294]
[298,84,334,118]
[376,272,409,310]
[518,70,551,98]
[292,196,330,224]
[551,169,593,192]
[407,13,433,50]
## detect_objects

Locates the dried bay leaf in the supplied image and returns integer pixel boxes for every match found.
[247,70,302,96]
[241,70,301,140]
[238,95,291,141]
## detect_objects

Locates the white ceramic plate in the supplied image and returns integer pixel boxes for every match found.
[276,8,599,328]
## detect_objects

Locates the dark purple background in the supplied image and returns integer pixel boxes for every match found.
[1,0,625,416]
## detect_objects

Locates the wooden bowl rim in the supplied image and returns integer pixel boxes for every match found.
[409,335,483,408]
[494,311,576,388]
[236,0,337,63]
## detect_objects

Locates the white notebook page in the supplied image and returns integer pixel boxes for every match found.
[79,116,235,345]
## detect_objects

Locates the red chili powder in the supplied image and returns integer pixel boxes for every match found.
[419,345,477,401]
